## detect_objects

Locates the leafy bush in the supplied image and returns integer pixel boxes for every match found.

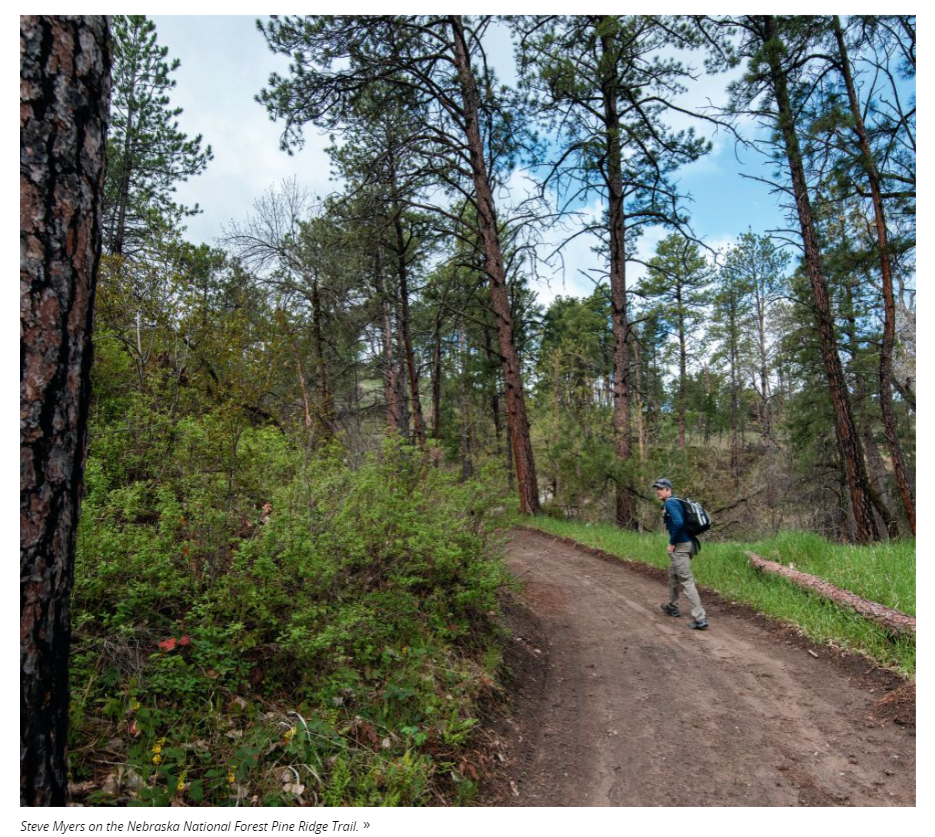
[71,431,509,806]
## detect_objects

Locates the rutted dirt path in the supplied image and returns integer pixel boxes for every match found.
[490,529,915,806]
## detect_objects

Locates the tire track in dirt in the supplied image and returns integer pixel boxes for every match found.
[494,529,915,806]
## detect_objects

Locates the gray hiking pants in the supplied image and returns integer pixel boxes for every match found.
[668,541,706,621]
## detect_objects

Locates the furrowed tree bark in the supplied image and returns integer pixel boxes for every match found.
[20,14,111,805]
[832,15,915,535]
[761,15,879,542]
[450,15,540,514]
[600,21,636,529]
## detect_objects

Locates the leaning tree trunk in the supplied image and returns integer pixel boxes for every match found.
[450,15,540,514]
[833,16,915,535]
[762,15,879,542]
[600,23,636,529]
[21,15,111,806]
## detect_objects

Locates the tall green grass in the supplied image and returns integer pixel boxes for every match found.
[522,517,915,676]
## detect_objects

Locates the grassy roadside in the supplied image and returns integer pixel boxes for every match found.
[521,516,915,677]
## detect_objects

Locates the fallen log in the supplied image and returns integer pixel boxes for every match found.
[745,551,915,636]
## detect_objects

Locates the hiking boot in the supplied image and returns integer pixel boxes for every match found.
[660,603,680,617]
[688,618,709,630]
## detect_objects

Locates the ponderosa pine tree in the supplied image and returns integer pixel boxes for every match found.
[701,15,881,542]
[103,15,212,257]
[710,249,755,485]
[639,234,712,451]
[21,15,111,805]
[512,15,708,527]
[824,16,915,533]
[256,15,541,513]
[325,92,439,447]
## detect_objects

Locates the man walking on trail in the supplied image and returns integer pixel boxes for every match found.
[653,479,708,630]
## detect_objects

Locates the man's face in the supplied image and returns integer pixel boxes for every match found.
[656,487,671,502]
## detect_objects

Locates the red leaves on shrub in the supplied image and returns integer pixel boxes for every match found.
[158,635,191,652]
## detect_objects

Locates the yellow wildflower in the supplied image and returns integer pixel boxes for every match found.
[152,753,162,766]
[227,771,236,785]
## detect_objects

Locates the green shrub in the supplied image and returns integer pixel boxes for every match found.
[71,432,509,806]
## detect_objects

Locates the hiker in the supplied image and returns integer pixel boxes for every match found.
[653,478,708,630]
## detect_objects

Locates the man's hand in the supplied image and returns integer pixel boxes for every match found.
[667,543,675,554]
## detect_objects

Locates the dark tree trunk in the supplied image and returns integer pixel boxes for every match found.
[310,276,334,439]
[727,300,741,485]
[833,16,915,535]
[392,203,426,447]
[113,139,132,256]
[600,22,636,529]
[431,309,443,442]
[377,250,400,432]
[762,15,879,542]
[459,332,473,480]
[450,16,539,514]
[395,310,411,441]
[632,334,646,460]
[20,15,111,806]
[676,284,687,452]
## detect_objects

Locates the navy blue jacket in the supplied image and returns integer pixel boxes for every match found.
[663,497,691,545]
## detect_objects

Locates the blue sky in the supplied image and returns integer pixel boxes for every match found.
[153,15,792,305]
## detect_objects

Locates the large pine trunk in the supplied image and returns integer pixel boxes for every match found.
[600,23,636,529]
[20,15,111,805]
[450,16,540,514]
[762,15,879,542]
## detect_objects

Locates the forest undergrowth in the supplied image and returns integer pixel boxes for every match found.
[71,425,514,807]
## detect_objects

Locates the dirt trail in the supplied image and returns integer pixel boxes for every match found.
[492,529,915,807]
